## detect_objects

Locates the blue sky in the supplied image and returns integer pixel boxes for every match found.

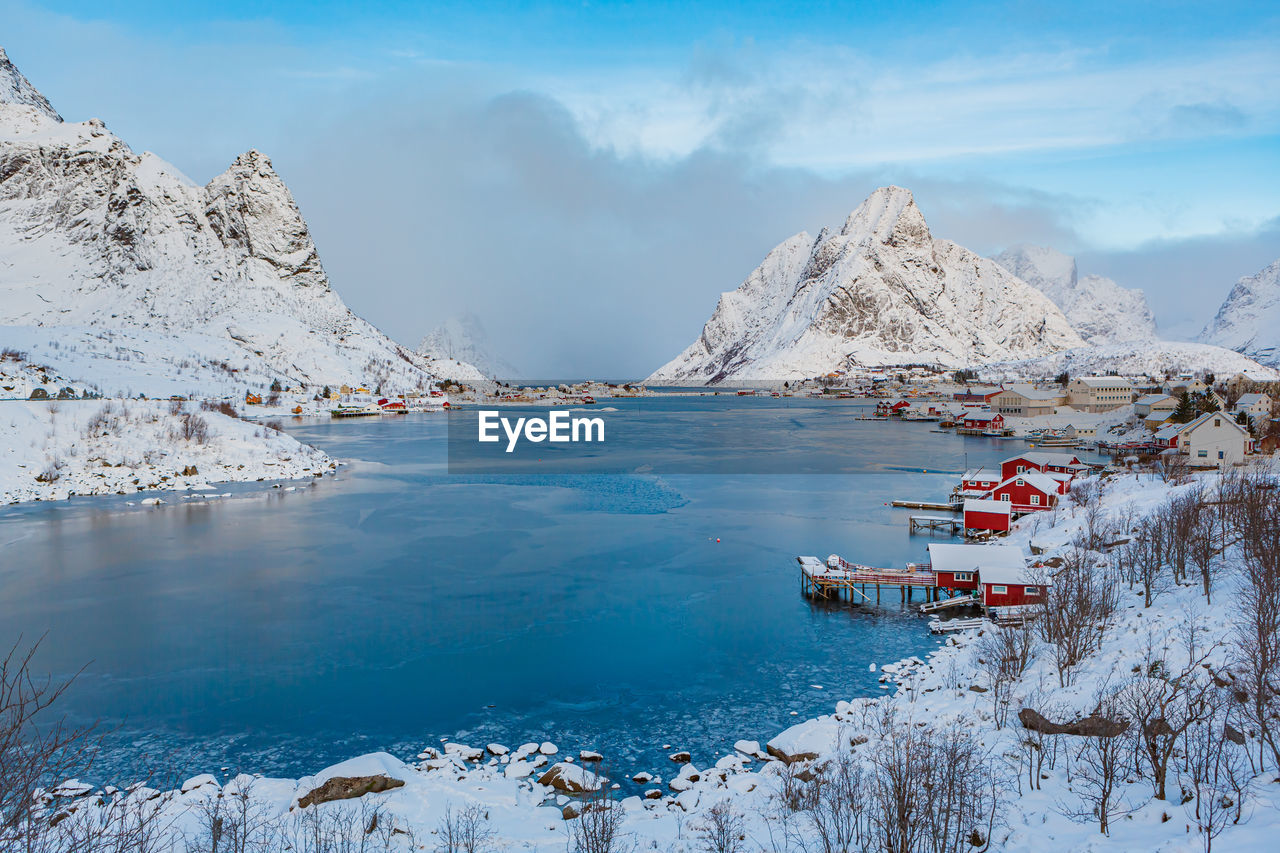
[3,1,1278,374]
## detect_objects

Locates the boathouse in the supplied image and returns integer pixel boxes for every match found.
[961,412,1004,431]
[927,542,1024,594]
[989,470,1059,512]
[963,499,1012,534]
[998,451,1085,482]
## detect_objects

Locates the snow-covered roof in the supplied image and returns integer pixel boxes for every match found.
[1154,422,1188,440]
[1179,411,1250,437]
[1236,393,1270,407]
[927,543,1027,580]
[996,470,1059,494]
[1007,451,1082,468]
[963,499,1012,516]
[1075,375,1131,388]
[962,466,999,481]
[1135,393,1175,406]
[1000,384,1063,401]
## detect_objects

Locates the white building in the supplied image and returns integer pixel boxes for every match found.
[1234,393,1272,428]
[1174,411,1254,468]
[1067,376,1134,413]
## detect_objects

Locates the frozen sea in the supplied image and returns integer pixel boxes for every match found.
[0,396,1081,782]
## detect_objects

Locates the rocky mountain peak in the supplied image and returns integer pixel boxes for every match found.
[0,46,63,123]
[839,185,931,249]
[1199,258,1280,366]
[646,187,1084,383]
[993,245,1156,345]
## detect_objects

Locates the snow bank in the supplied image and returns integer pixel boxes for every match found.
[0,399,333,503]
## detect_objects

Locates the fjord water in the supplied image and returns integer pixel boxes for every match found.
[1,397,1039,782]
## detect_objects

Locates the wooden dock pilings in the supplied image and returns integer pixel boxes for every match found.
[908,515,963,535]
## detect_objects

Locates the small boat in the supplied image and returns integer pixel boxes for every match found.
[580,395,596,405]
[330,403,382,418]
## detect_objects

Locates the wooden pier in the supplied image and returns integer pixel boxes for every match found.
[891,499,956,511]
[909,515,963,535]
[797,555,945,604]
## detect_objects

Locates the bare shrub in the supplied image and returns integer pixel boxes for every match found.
[1183,704,1251,853]
[567,778,631,853]
[200,400,238,419]
[866,711,1004,853]
[0,638,100,850]
[169,399,184,417]
[977,620,1037,729]
[693,799,747,853]
[434,802,494,853]
[34,458,62,483]
[174,414,210,445]
[1058,687,1135,835]
[1035,548,1118,687]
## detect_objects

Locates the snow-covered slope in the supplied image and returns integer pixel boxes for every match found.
[1199,258,1280,366]
[0,46,60,122]
[993,245,1157,345]
[0,47,454,393]
[646,187,1085,383]
[418,314,515,380]
[986,340,1279,383]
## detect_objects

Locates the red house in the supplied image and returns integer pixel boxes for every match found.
[960,466,1000,492]
[977,559,1046,608]
[990,470,1059,513]
[929,544,1043,607]
[926,543,984,592]
[962,412,1005,431]
[999,452,1085,483]
[963,499,1012,534]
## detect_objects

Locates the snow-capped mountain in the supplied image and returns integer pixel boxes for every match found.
[992,245,1157,345]
[1199,258,1280,366]
[418,314,519,379]
[0,46,480,392]
[0,47,60,122]
[647,187,1085,383]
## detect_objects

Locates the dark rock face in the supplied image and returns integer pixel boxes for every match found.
[297,775,404,808]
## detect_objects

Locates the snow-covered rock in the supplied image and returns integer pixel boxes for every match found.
[646,186,1085,383]
[0,47,60,122]
[417,314,514,380]
[1199,258,1280,366]
[0,47,460,393]
[993,245,1157,345]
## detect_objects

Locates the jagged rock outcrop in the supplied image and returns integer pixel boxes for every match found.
[1199,259,1280,366]
[646,187,1086,383]
[0,46,475,388]
[993,245,1158,345]
[0,47,61,122]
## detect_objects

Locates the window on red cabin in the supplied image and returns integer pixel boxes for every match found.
[955,572,973,581]
[1000,494,1011,501]
[1016,479,1024,486]
[1031,495,1040,505]
[1025,586,1039,595]
[991,585,1007,594]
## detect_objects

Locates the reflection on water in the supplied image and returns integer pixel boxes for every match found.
[0,397,1060,781]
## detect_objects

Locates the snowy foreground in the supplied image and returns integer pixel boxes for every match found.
[16,462,1280,851]
[0,400,333,503]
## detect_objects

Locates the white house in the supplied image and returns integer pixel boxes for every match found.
[1175,411,1254,467]
[1233,393,1272,428]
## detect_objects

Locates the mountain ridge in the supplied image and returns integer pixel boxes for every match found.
[0,46,485,392]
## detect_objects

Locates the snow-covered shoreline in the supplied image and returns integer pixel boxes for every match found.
[19,460,1280,851]
[0,399,334,504]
